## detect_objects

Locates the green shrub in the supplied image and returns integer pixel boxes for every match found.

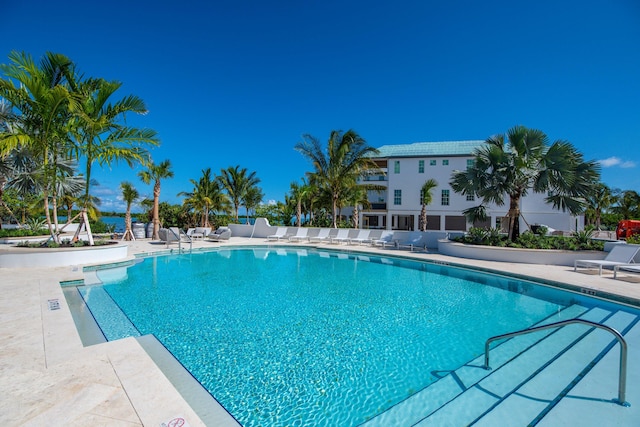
[16,238,113,248]
[0,228,42,238]
[26,217,47,232]
[453,227,604,251]
[89,220,111,234]
[626,234,640,245]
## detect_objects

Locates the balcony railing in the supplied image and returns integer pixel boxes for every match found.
[359,175,387,182]
[369,203,387,210]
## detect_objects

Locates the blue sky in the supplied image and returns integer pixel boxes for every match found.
[2,0,639,212]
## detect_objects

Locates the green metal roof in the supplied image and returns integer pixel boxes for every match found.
[372,140,486,158]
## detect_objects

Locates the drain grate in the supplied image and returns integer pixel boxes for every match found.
[47,299,60,310]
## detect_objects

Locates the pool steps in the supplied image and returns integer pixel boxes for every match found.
[469,310,637,426]
[536,319,640,426]
[361,305,638,426]
[76,286,141,341]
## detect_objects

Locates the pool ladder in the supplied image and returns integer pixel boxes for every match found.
[483,318,630,407]
[167,227,193,252]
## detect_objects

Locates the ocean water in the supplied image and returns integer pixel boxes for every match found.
[102,216,134,233]
[102,216,250,233]
[56,215,136,233]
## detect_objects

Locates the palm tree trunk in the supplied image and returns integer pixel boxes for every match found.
[43,190,58,243]
[203,204,210,228]
[420,204,427,232]
[124,208,133,241]
[353,205,359,229]
[52,195,60,232]
[507,195,521,241]
[152,181,161,240]
[0,181,5,229]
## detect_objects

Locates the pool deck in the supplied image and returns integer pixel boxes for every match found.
[1,237,639,426]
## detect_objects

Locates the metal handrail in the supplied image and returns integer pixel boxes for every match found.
[168,228,192,252]
[484,318,630,407]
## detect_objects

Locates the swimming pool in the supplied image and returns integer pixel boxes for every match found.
[77,247,630,426]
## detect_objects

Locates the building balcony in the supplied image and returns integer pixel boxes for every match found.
[369,203,387,211]
[359,175,388,183]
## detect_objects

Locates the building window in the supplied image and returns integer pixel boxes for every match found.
[394,160,400,174]
[442,159,449,166]
[430,159,437,166]
[466,194,475,201]
[394,189,402,205]
[418,160,424,173]
[467,159,475,168]
[441,189,450,206]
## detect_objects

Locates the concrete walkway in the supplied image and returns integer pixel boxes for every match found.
[1,237,639,426]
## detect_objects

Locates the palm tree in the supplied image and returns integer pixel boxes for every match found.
[0,51,78,241]
[0,100,18,228]
[1,145,39,226]
[242,185,263,224]
[120,181,139,240]
[345,184,372,229]
[218,165,260,222]
[71,77,159,216]
[585,183,614,229]
[419,178,438,231]
[294,129,379,228]
[138,159,173,239]
[612,190,640,220]
[450,125,600,240]
[301,178,319,226]
[178,168,228,227]
[288,180,308,227]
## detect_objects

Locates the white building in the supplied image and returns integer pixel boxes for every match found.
[356,140,584,233]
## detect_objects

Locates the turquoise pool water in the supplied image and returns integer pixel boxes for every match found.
[80,248,583,426]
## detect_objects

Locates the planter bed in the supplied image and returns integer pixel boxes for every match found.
[0,242,128,268]
[437,239,605,266]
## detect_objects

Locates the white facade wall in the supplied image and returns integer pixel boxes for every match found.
[358,153,582,233]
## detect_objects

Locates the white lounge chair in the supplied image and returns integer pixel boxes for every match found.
[267,227,289,241]
[377,231,407,249]
[574,244,640,275]
[288,227,309,242]
[372,231,394,247]
[614,264,640,279]
[330,229,350,244]
[399,232,428,251]
[309,228,332,243]
[348,229,371,245]
[362,230,383,246]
